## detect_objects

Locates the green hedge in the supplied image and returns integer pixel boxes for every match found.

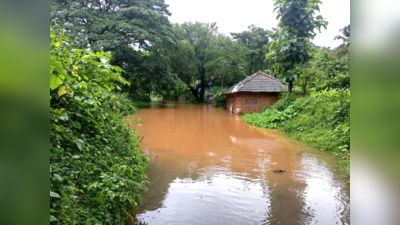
[50,31,148,224]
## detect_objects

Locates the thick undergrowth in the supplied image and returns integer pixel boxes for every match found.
[50,32,148,224]
[242,90,350,163]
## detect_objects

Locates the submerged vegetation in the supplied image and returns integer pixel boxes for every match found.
[50,32,148,224]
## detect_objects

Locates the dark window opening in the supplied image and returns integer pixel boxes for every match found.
[245,99,258,105]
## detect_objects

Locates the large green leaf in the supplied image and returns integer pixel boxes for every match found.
[53,174,63,181]
[50,191,61,198]
[50,74,63,90]
[50,215,57,222]
[72,121,81,129]
[76,139,85,150]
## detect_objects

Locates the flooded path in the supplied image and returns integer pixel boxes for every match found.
[127,101,350,225]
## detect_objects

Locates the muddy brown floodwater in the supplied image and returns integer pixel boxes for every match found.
[127,101,350,225]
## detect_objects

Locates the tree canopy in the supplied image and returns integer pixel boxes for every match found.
[267,0,328,92]
[231,25,270,75]
[168,22,247,102]
[50,0,176,51]
[333,24,350,59]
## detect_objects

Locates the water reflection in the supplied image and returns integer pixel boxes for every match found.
[127,101,350,225]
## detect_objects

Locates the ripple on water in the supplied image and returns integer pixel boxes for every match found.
[207,152,216,156]
[133,175,268,225]
[129,103,350,225]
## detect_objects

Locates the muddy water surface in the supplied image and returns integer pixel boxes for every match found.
[127,101,350,225]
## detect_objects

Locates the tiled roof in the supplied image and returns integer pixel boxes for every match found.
[223,71,288,94]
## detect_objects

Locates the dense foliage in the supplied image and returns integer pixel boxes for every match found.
[314,74,350,91]
[110,47,184,104]
[231,25,270,75]
[50,0,181,105]
[295,47,350,93]
[50,32,148,224]
[268,0,328,92]
[50,0,174,52]
[242,89,350,161]
[209,88,227,108]
[169,22,246,102]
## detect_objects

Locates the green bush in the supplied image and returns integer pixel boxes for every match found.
[271,91,298,111]
[243,99,304,129]
[242,89,350,161]
[115,92,138,116]
[315,74,350,91]
[281,90,350,160]
[134,101,150,109]
[50,31,148,224]
[213,90,227,108]
[128,92,151,109]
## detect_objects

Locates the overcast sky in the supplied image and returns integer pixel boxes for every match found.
[165,0,350,49]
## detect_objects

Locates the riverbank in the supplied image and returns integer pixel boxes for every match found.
[242,90,350,170]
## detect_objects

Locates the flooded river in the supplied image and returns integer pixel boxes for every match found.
[127,101,350,225]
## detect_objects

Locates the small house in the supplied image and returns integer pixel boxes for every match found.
[223,71,289,114]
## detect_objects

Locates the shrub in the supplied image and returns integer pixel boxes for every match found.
[134,101,150,109]
[272,91,298,111]
[242,89,350,162]
[280,90,350,160]
[314,74,350,91]
[128,92,151,109]
[115,92,138,116]
[50,31,148,224]
[213,90,227,108]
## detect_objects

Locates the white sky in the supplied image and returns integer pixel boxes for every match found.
[165,0,350,49]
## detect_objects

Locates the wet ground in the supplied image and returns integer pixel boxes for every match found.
[127,101,350,225]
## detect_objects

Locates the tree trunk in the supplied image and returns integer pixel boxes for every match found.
[199,82,205,103]
[189,86,199,102]
[288,81,293,93]
[198,69,206,103]
[249,53,254,75]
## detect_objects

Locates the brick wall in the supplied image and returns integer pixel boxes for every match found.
[226,93,236,113]
[226,92,280,115]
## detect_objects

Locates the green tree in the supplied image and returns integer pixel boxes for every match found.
[50,0,175,52]
[208,35,246,89]
[312,47,349,78]
[297,66,327,94]
[268,0,328,93]
[231,25,270,75]
[51,0,183,105]
[333,24,350,59]
[169,22,221,102]
[296,47,350,93]
[110,46,181,103]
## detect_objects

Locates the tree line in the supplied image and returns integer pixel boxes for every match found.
[51,0,350,104]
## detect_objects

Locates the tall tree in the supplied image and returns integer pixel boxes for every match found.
[110,47,181,101]
[333,24,350,59]
[169,22,221,102]
[268,0,328,93]
[51,0,181,103]
[208,36,246,89]
[231,25,270,75]
[50,0,175,52]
